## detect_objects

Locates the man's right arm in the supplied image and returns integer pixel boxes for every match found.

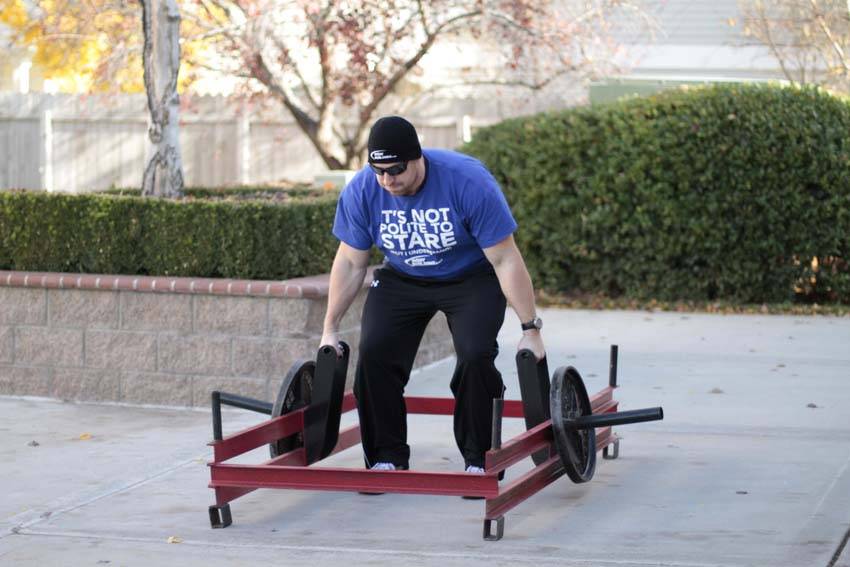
[320,242,372,352]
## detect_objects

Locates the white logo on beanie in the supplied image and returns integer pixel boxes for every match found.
[370,149,398,161]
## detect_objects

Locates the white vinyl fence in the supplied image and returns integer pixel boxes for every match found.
[0,92,554,192]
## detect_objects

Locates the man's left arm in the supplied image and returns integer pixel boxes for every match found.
[483,235,546,360]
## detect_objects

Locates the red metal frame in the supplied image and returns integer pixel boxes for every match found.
[208,387,619,527]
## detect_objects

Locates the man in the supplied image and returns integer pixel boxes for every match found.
[320,116,545,474]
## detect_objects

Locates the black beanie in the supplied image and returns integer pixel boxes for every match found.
[367,116,422,164]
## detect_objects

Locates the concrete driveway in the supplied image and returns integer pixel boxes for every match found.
[2,308,849,566]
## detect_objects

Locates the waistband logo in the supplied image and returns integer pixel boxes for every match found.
[404,255,443,267]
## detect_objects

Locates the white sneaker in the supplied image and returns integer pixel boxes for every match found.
[371,462,397,471]
[462,465,487,500]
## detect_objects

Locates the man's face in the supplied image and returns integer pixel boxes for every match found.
[371,160,421,196]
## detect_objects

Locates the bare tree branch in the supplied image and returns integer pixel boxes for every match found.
[184,1,645,168]
[740,0,850,90]
[808,0,850,75]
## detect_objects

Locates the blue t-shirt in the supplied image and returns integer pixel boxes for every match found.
[333,149,517,279]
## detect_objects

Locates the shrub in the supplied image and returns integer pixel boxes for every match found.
[0,190,339,279]
[463,84,850,303]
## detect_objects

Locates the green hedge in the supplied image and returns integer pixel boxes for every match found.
[101,185,326,200]
[0,190,339,279]
[463,84,850,303]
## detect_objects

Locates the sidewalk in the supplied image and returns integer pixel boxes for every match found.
[2,308,849,566]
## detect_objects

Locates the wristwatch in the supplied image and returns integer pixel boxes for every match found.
[521,316,543,332]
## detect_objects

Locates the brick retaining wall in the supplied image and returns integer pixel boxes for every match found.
[0,270,453,407]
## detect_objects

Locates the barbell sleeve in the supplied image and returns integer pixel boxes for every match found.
[565,407,664,430]
[217,392,274,415]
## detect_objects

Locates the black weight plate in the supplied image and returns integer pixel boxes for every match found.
[516,350,552,466]
[550,366,596,483]
[269,359,315,458]
[315,342,350,461]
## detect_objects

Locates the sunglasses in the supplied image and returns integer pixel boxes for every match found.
[370,161,408,177]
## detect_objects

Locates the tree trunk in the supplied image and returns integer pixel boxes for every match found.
[316,102,349,169]
[140,0,184,198]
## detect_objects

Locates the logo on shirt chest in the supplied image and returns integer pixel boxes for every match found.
[378,208,457,255]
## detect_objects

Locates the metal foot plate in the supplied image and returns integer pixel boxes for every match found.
[603,439,620,460]
[483,516,505,541]
[209,504,232,529]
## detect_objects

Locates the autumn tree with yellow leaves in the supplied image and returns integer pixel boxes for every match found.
[2,0,142,92]
[0,0,205,92]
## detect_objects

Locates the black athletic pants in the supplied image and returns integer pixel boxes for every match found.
[354,266,507,470]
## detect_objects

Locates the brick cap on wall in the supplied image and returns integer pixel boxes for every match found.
[0,267,377,299]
